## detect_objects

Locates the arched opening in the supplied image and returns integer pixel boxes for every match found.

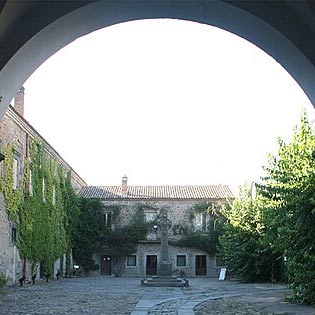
[18,17,314,286]
[1,3,315,304]
[23,18,313,191]
[0,0,315,118]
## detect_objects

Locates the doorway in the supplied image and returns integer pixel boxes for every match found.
[100,255,112,275]
[146,255,157,276]
[195,255,207,276]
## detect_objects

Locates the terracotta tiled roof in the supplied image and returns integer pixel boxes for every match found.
[79,185,233,200]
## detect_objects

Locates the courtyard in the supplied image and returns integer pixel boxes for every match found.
[0,277,314,315]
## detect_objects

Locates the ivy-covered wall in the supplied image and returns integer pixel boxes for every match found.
[73,200,151,276]
[0,144,23,222]
[0,107,84,284]
[86,199,228,277]
[0,139,80,278]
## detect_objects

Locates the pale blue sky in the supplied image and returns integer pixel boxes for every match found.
[23,19,314,193]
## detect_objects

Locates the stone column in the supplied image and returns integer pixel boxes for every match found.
[157,209,172,277]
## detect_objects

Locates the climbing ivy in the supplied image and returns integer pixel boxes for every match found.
[1,139,80,277]
[72,198,105,273]
[171,202,227,255]
[60,169,81,275]
[102,205,151,276]
[0,145,23,221]
[102,204,122,225]
[73,202,153,275]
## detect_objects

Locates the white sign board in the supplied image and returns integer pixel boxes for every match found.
[219,268,226,281]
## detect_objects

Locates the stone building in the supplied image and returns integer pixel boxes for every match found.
[79,176,233,278]
[0,88,86,285]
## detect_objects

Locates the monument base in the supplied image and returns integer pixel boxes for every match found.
[141,262,189,287]
[141,276,189,287]
[158,262,172,277]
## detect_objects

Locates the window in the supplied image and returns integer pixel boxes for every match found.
[195,213,208,231]
[202,213,207,231]
[13,157,19,189]
[10,226,17,246]
[126,255,136,267]
[52,185,56,205]
[0,147,4,176]
[104,212,112,228]
[42,178,46,203]
[145,211,157,222]
[177,255,186,267]
[29,169,33,196]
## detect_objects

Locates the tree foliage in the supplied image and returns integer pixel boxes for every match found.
[72,198,105,272]
[258,112,315,304]
[219,184,283,282]
[220,111,315,304]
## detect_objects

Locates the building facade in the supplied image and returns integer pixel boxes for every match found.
[0,88,86,285]
[79,177,233,278]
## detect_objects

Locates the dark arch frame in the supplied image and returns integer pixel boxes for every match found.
[0,0,314,117]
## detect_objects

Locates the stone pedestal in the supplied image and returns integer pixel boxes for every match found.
[141,276,189,287]
[158,262,172,277]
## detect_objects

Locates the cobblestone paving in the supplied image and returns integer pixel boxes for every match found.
[191,281,315,315]
[1,277,315,315]
[0,277,143,315]
[140,280,315,315]
[195,297,273,315]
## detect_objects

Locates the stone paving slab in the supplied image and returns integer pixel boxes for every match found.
[131,288,184,315]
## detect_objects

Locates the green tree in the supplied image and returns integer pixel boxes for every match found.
[219,184,283,282]
[72,198,105,273]
[258,111,315,304]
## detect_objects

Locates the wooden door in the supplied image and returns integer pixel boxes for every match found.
[195,255,207,276]
[146,255,157,276]
[101,255,112,275]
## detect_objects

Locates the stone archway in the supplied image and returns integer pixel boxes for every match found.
[1,0,315,118]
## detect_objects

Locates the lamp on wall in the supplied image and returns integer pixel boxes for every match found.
[153,224,158,241]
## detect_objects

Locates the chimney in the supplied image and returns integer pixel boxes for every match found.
[14,87,25,117]
[122,175,128,197]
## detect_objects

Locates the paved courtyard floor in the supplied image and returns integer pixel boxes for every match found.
[0,277,314,315]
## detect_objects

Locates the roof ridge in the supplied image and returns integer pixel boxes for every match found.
[83,184,229,187]
[79,184,234,200]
